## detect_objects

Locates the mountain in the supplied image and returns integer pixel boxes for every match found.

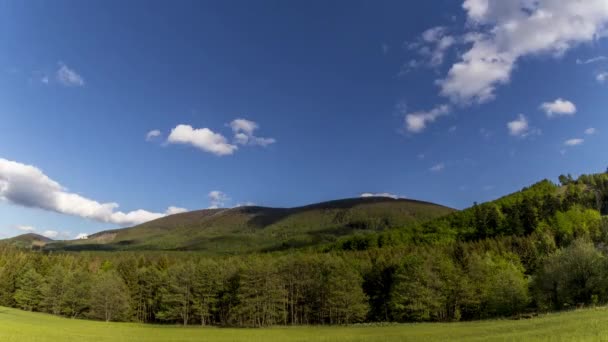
[0,233,53,249]
[40,196,454,254]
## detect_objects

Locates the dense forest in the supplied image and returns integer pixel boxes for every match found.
[1,172,608,326]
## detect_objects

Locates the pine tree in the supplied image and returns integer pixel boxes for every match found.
[193,259,221,326]
[236,258,286,327]
[0,262,19,307]
[41,264,67,315]
[14,267,44,311]
[61,269,91,318]
[157,261,196,325]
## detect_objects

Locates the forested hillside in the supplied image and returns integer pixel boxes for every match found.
[29,197,453,253]
[332,172,608,251]
[1,172,608,327]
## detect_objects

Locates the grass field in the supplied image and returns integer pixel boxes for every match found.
[3,306,608,341]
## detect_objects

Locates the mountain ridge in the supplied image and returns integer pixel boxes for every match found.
[4,196,454,253]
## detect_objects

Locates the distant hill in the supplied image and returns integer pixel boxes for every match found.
[0,233,53,249]
[38,196,454,254]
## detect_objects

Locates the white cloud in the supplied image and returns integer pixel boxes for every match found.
[507,114,529,137]
[58,231,72,239]
[166,206,188,215]
[146,129,161,141]
[230,119,258,135]
[208,190,229,209]
[540,98,577,117]
[585,127,597,135]
[430,163,445,172]
[167,124,237,156]
[422,26,446,43]
[564,138,584,146]
[56,63,84,86]
[234,201,256,207]
[42,230,58,239]
[75,233,88,240]
[229,119,276,147]
[439,0,608,104]
[596,71,608,83]
[404,104,450,133]
[420,26,456,66]
[406,26,455,70]
[16,225,36,232]
[360,192,401,199]
[0,157,184,226]
[577,56,607,64]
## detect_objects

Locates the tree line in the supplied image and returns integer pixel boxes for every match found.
[1,172,608,326]
[2,230,608,326]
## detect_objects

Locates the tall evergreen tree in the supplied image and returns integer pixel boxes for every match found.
[40,264,67,315]
[14,267,44,311]
[61,269,91,318]
[157,261,196,325]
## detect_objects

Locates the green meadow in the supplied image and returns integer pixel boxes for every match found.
[2,306,608,342]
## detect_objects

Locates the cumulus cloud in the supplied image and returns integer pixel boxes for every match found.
[75,233,88,240]
[146,129,161,141]
[16,225,36,232]
[577,56,607,64]
[56,63,84,86]
[429,163,445,172]
[167,124,237,156]
[14,225,72,239]
[439,0,608,104]
[585,127,597,135]
[234,201,256,208]
[540,98,577,117]
[404,104,450,133]
[564,138,584,146]
[507,114,530,137]
[360,192,402,199]
[0,158,185,226]
[42,230,58,239]
[229,119,276,147]
[166,206,188,215]
[208,190,229,209]
[403,26,456,74]
[596,71,608,83]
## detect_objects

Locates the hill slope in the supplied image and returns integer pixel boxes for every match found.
[332,172,608,251]
[0,233,52,249]
[42,197,454,253]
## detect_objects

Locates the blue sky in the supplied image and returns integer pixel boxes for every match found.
[1,0,608,239]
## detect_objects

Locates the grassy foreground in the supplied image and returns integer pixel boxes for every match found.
[2,306,608,341]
